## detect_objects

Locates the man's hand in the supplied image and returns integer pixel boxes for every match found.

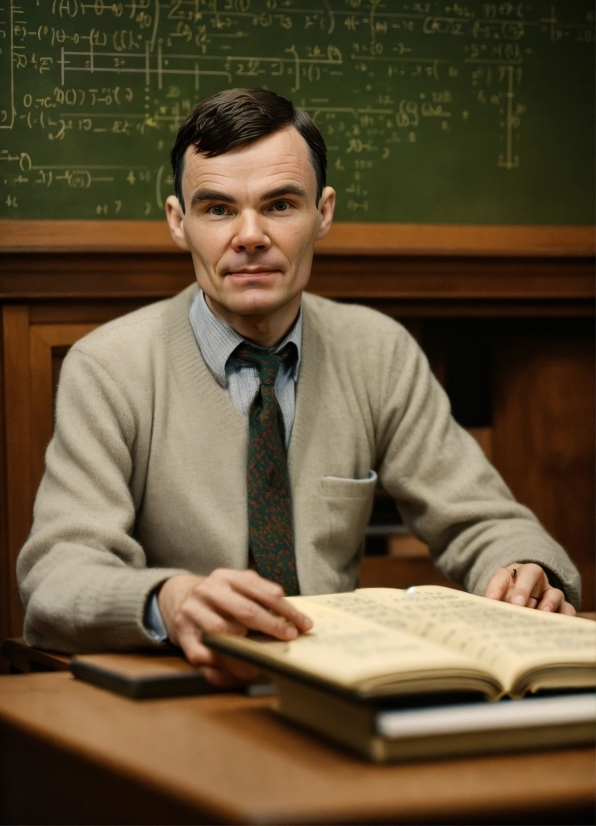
[157,569,313,686]
[484,562,576,615]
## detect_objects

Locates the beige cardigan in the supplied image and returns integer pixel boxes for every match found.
[17,285,581,652]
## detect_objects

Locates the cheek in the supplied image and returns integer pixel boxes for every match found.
[186,222,227,269]
[274,219,317,266]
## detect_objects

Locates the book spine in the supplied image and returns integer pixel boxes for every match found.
[274,675,383,761]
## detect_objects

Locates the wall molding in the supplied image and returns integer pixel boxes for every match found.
[0,221,594,257]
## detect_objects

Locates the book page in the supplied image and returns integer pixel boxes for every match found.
[219,599,501,696]
[300,588,596,694]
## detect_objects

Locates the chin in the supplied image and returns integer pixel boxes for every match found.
[226,287,289,317]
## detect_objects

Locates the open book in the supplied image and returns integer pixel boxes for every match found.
[204,586,596,701]
[204,586,595,761]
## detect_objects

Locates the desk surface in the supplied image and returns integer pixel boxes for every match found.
[0,671,593,825]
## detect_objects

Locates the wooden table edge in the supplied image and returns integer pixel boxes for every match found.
[0,672,594,825]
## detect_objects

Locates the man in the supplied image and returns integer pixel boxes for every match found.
[18,89,579,686]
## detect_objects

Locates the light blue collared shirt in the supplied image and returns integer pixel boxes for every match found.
[189,289,302,449]
[146,289,303,642]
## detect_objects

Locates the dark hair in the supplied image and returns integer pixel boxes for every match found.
[170,88,327,211]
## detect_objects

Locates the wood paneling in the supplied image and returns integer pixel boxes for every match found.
[492,321,596,611]
[0,310,6,664]
[28,301,150,325]
[311,257,595,308]
[1,221,594,257]
[29,325,99,493]
[2,307,32,647]
[0,253,593,304]
[0,254,195,300]
[315,224,596,257]
[359,555,462,591]
[0,322,99,651]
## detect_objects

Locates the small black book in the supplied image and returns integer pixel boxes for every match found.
[70,651,216,699]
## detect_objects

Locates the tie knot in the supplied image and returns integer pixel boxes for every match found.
[234,342,294,385]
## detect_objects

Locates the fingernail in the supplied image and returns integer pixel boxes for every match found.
[541,605,552,612]
[283,624,298,639]
[485,591,498,600]
[513,595,526,606]
[302,617,313,630]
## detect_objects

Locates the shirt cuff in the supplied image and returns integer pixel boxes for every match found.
[145,591,169,643]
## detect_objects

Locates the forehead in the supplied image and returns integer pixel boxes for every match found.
[182,127,317,197]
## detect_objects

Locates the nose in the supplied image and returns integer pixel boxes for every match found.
[232,210,271,254]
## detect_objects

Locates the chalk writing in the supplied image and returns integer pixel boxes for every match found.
[0,1,594,221]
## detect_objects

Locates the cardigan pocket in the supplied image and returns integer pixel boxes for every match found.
[319,471,377,565]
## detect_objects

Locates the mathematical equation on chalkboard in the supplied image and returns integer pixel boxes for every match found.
[0,1,594,223]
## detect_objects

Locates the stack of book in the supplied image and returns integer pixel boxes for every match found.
[205,585,596,762]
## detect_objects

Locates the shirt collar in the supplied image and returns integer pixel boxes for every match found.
[189,289,302,388]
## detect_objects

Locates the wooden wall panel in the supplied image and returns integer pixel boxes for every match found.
[1,307,32,650]
[1,254,594,308]
[29,325,99,493]
[1,317,106,658]
[492,321,595,611]
[360,556,462,591]
[0,310,6,661]
[2,221,594,257]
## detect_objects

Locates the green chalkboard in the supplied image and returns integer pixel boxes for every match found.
[1,1,594,223]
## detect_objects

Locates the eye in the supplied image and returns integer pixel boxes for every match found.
[208,205,229,217]
[271,200,291,212]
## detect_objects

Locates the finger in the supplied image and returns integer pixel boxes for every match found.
[228,570,314,630]
[176,631,218,668]
[157,574,205,644]
[509,563,547,607]
[560,601,577,616]
[178,598,247,638]
[211,569,314,632]
[203,583,302,640]
[537,588,566,613]
[484,568,511,600]
[273,598,314,634]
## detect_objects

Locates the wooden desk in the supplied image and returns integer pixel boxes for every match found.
[0,671,593,825]
[2,636,70,673]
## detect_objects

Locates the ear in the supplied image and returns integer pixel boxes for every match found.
[165,195,190,251]
[315,186,336,242]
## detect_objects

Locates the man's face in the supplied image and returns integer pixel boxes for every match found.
[166,127,335,337]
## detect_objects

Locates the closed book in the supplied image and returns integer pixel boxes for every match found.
[70,651,215,699]
[273,673,596,762]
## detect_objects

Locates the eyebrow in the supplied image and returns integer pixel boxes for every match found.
[190,183,309,209]
[261,184,309,201]
[190,189,237,208]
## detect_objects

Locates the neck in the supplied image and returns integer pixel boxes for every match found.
[205,294,301,347]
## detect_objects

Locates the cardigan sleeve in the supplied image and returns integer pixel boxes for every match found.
[17,346,189,653]
[373,325,582,609]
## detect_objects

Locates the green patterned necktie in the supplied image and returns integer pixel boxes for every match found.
[234,342,299,596]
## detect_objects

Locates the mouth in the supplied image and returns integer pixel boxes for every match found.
[225,267,280,279]
[227,265,278,273]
